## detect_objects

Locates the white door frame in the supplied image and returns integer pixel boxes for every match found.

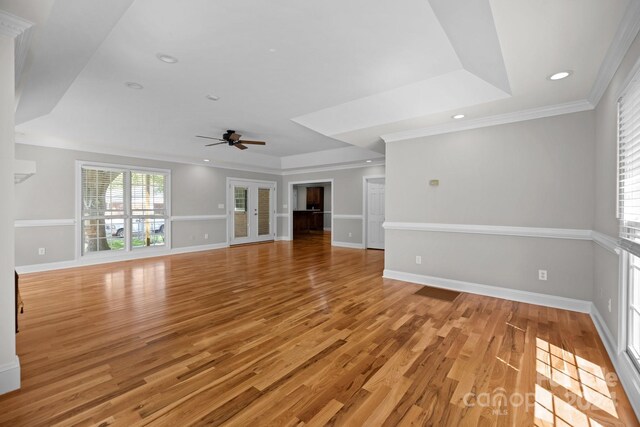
[227,177,277,245]
[288,179,334,244]
[362,175,386,249]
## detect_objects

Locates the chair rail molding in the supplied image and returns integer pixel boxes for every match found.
[383,222,593,240]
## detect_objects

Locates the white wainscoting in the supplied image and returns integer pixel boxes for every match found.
[14,219,75,227]
[333,214,364,220]
[383,222,592,240]
[170,215,227,221]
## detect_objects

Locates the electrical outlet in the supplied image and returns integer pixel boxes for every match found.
[416,255,422,265]
[204,233,209,240]
[38,247,46,255]
[218,203,224,209]
[283,204,288,209]
[348,232,352,237]
[608,299,612,313]
[538,270,547,281]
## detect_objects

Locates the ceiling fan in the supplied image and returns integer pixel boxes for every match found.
[196,130,266,150]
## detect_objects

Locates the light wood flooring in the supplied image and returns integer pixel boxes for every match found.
[0,233,637,426]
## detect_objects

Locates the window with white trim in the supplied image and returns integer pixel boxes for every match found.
[619,67,640,371]
[80,164,169,255]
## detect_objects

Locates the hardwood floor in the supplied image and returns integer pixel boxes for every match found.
[1,234,637,426]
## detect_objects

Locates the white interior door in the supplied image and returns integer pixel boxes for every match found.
[366,178,385,249]
[229,180,275,245]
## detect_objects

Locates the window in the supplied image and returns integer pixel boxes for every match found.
[619,68,640,371]
[80,164,169,256]
[628,253,640,371]
[234,187,247,212]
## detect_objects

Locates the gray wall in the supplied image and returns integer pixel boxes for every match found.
[385,110,596,300]
[14,144,281,266]
[282,165,385,244]
[593,32,640,340]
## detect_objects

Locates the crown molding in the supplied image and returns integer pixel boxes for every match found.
[280,161,385,176]
[0,10,33,38]
[587,0,640,106]
[381,100,594,143]
[16,139,386,176]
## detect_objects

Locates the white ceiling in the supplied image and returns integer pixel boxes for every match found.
[2,0,636,172]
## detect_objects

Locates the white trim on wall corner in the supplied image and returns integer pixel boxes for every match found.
[333,214,364,220]
[0,356,20,395]
[0,10,33,38]
[383,222,592,240]
[381,100,594,143]
[14,219,76,228]
[332,241,365,249]
[587,0,640,106]
[383,269,592,313]
[591,230,621,255]
[591,304,640,420]
[170,215,227,222]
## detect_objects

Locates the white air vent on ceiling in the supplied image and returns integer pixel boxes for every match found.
[14,159,36,184]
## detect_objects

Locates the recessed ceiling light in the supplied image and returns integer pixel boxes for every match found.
[206,94,220,101]
[203,159,210,162]
[452,114,465,119]
[366,160,372,163]
[269,48,277,53]
[548,71,572,81]
[125,82,143,89]
[157,53,178,64]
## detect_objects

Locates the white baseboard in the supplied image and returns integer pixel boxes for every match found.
[382,269,592,313]
[16,242,230,274]
[276,236,291,241]
[0,356,20,395]
[590,304,640,420]
[169,242,229,255]
[332,241,365,249]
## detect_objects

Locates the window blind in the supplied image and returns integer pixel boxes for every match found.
[81,167,125,218]
[131,171,166,217]
[619,71,640,256]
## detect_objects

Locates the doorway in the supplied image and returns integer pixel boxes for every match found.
[289,180,333,244]
[228,179,276,245]
[364,176,385,250]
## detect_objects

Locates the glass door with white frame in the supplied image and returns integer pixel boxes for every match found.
[229,180,275,245]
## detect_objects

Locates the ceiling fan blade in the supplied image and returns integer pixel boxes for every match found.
[196,135,225,141]
[205,141,228,147]
[234,143,248,150]
[229,132,241,142]
[239,140,266,145]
